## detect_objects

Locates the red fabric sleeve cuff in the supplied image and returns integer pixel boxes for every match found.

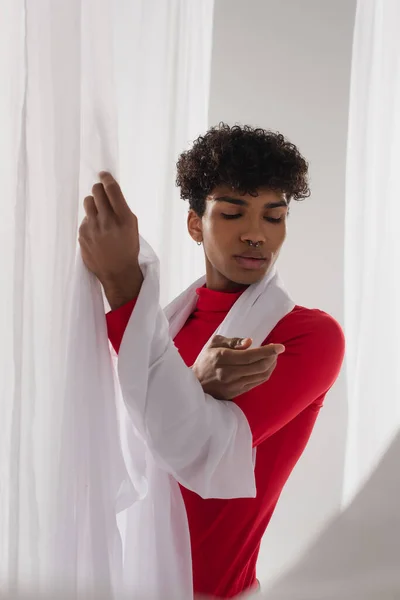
[106,298,137,354]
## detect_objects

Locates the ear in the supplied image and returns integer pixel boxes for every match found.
[187,209,203,243]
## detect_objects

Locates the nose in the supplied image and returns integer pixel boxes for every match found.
[239,220,266,246]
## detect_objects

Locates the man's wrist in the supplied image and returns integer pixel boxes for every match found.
[102,266,143,310]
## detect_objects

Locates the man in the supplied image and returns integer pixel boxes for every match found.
[79,123,345,598]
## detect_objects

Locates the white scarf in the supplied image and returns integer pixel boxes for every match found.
[114,236,295,599]
[56,236,294,599]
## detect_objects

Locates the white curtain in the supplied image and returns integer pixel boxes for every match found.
[112,0,212,306]
[0,0,214,597]
[344,0,400,503]
[259,3,400,595]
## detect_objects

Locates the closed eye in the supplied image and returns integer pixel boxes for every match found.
[222,213,241,220]
[265,216,284,223]
[221,214,286,223]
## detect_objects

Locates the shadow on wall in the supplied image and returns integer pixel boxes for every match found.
[264,432,400,600]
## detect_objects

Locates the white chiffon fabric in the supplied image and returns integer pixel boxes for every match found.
[344,0,400,502]
[112,0,214,306]
[0,0,213,597]
[0,0,296,597]
[115,241,294,599]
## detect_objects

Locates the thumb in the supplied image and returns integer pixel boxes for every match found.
[266,343,285,355]
[209,335,253,350]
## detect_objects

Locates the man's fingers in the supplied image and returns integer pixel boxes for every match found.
[239,372,275,395]
[217,355,277,383]
[241,355,277,377]
[99,172,131,218]
[92,182,113,218]
[209,335,252,350]
[224,366,278,398]
[219,343,285,365]
[234,337,252,349]
[83,195,98,219]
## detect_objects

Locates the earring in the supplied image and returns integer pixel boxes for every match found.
[197,241,202,246]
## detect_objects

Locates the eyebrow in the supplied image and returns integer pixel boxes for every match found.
[214,195,288,209]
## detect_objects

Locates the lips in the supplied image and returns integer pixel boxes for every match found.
[237,251,266,260]
[234,254,268,270]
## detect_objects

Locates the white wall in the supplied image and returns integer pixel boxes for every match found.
[208,0,356,586]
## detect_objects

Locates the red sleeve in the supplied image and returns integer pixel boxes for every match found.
[106,298,137,353]
[234,308,345,447]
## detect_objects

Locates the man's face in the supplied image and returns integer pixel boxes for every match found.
[188,185,288,291]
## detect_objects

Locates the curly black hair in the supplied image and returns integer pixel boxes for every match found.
[176,123,310,216]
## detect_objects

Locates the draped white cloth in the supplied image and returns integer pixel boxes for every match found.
[4,0,399,597]
[0,0,124,595]
[0,0,296,597]
[115,244,294,598]
[1,427,400,600]
[0,0,213,597]
[113,0,213,306]
[344,0,400,503]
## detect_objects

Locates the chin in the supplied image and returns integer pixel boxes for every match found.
[228,268,269,286]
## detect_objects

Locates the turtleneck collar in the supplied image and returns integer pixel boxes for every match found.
[195,285,247,313]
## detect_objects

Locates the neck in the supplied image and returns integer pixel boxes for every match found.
[205,262,247,293]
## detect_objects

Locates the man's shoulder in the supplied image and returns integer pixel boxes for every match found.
[267,305,345,351]
[283,305,343,329]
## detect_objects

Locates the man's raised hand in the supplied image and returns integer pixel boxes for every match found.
[79,172,143,309]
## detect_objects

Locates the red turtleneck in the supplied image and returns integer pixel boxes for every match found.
[106,286,344,598]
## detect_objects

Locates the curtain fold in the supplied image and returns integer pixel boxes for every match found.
[344,0,400,503]
[0,1,214,597]
[112,0,214,306]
